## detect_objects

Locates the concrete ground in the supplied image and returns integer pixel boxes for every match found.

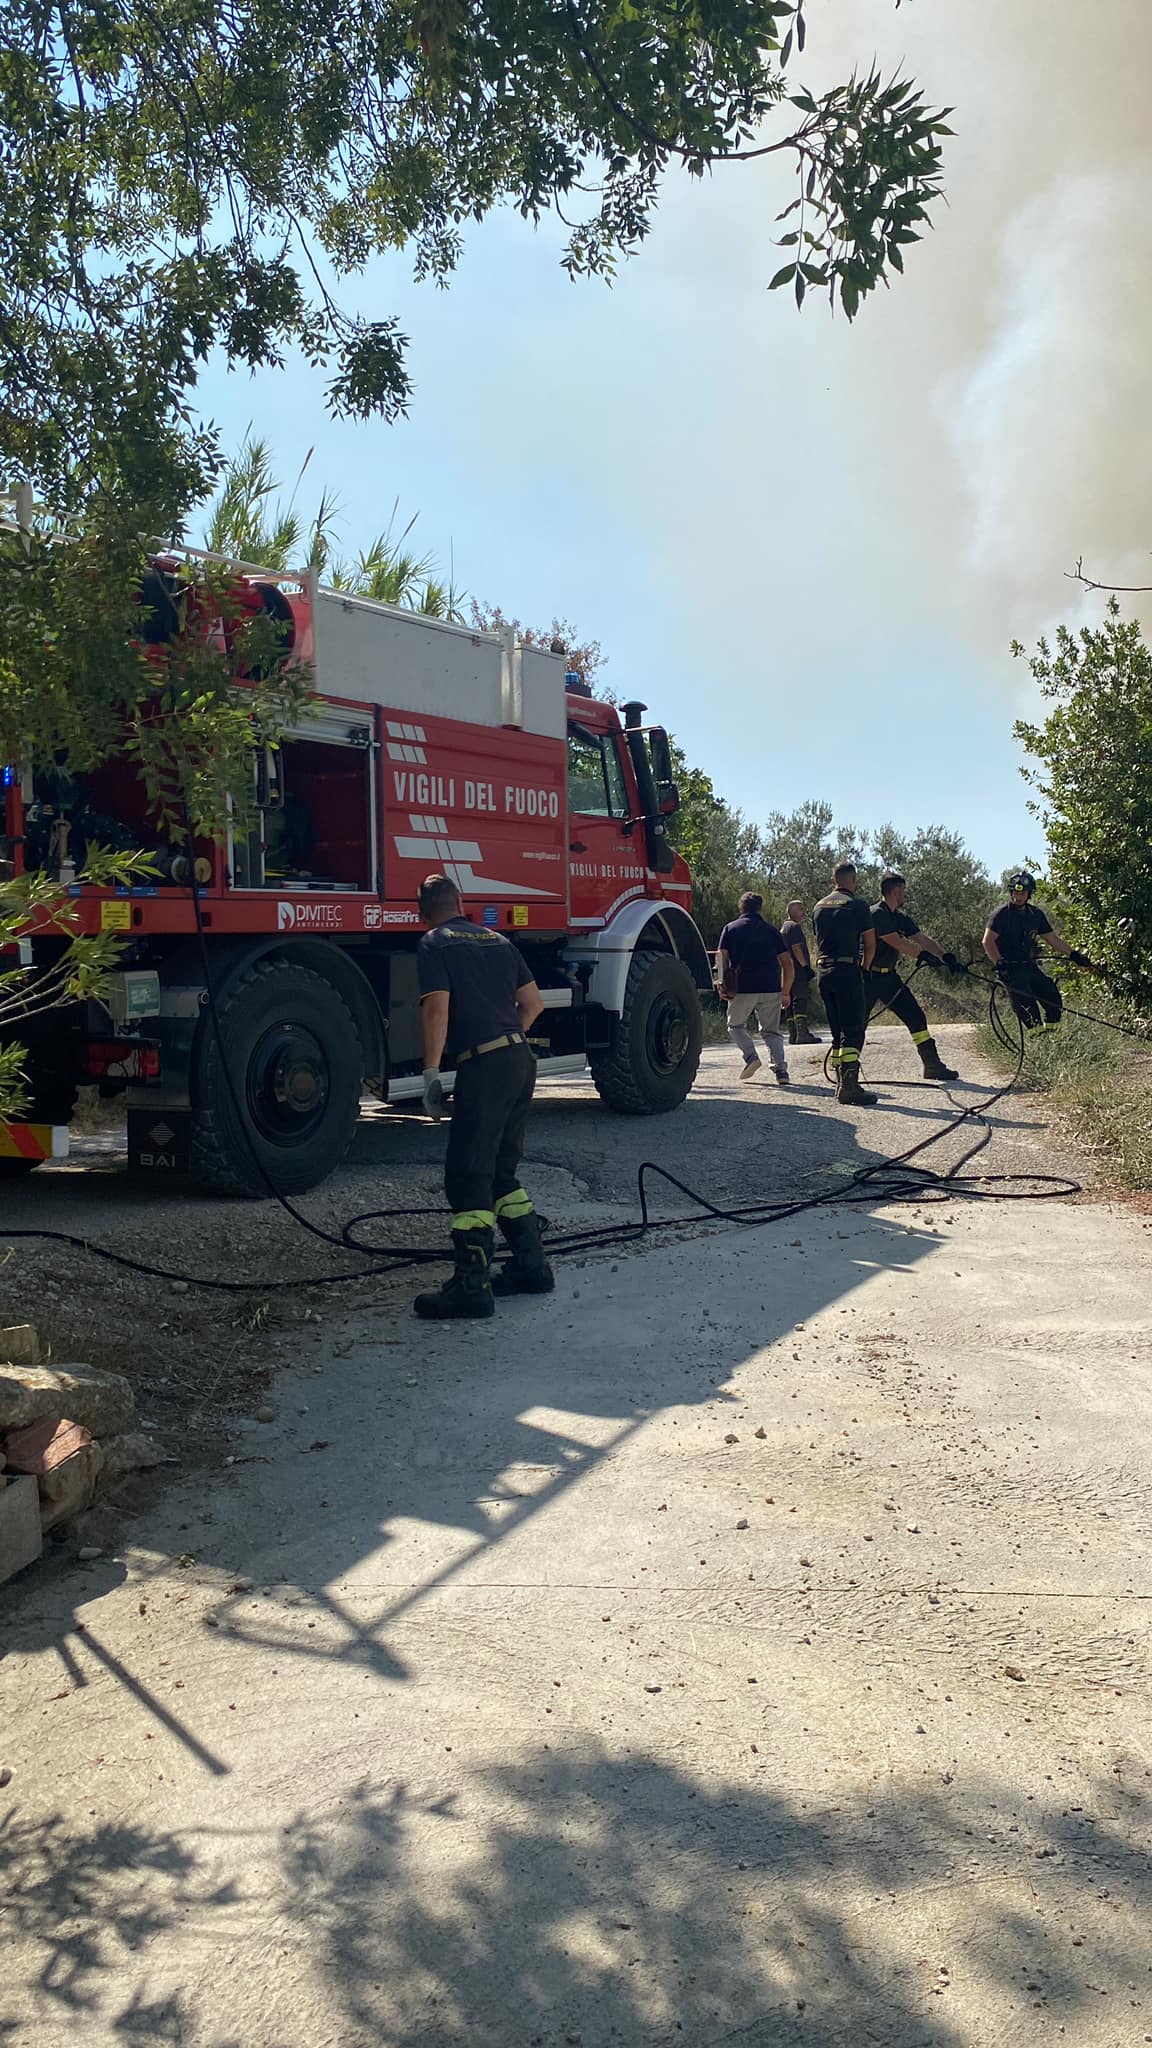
[3,1026,1152,2047]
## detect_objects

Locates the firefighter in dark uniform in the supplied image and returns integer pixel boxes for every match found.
[982,871,1101,1029]
[413,873,553,1319]
[812,861,877,1106]
[869,872,961,1081]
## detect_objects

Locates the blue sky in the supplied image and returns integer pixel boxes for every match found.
[191,0,1150,879]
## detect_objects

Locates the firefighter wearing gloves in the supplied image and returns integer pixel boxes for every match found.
[869,872,961,1081]
[813,862,877,1106]
[982,872,1102,1030]
[413,873,553,1320]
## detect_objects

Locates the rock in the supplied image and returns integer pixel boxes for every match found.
[0,1766,12,1788]
[100,1430,175,1480]
[753,1426,767,1440]
[77,1545,103,1560]
[736,1518,750,1531]
[169,1280,189,1295]
[0,1475,44,1583]
[0,1362,134,1439]
[254,1404,277,1424]
[0,1326,41,1367]
[40,1442,106,1531]
[71,1504,124,1549]
[4,1416,92,1476]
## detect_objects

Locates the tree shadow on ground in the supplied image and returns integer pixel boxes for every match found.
[0,1805,243,2045]
[274,1749,1152,2047]
[5,1751,1149,2046]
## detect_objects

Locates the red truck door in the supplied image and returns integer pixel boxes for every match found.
[566,714,650,929]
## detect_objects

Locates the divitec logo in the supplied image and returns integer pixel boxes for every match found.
[276,900,345,931]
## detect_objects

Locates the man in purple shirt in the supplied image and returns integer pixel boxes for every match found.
[715,892,795,1084]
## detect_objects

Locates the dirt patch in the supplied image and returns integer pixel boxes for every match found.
[0,1101,453,1469]
[0,1031,1108,1488]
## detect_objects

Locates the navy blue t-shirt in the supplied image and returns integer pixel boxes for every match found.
[417,918,532,1065]
[717,913,789,996]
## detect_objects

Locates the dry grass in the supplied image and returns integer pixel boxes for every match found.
[978,1000,1152,1192]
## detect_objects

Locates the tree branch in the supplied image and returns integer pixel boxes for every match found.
[1067,554,1152,595]
[563,0,806,165]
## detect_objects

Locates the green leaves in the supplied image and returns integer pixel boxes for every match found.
[0,519,307,843]
[770,67,948,320]
[0,0,948,852]
[1014,601,1152,1009]
[0,0,947,540]
[0,850,160,1117]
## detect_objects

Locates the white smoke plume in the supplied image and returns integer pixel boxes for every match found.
[946,167,1152,639]
[880,0,1152,644]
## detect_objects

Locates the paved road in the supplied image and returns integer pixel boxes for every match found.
[4,1029,1152,2046]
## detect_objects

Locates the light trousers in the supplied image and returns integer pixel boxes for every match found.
[727,992,786,1072]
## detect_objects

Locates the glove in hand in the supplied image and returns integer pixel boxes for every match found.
[422,1069,445,1120]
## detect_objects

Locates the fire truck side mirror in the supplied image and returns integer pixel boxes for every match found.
[648,726,673,784]
[647,728,679,813]
[253,745,284,811]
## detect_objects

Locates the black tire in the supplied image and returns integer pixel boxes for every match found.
[190,957,363,1196]
[590,948,703,1114]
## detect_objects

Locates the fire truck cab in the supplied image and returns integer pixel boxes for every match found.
[1,561,711,1195]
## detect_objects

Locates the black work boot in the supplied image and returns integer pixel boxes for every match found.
[836,1062,878,1107]
[918,1039,958,1081]
[787,1015,798,1044]
[491,1211,555,1296]
[414,1227,495,1319]
[791,1020,820,1045]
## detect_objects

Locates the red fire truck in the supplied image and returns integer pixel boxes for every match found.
[1,554,710,1194]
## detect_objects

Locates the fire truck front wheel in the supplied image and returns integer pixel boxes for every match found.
[191,958,364,1196]
[590,949,702,1114]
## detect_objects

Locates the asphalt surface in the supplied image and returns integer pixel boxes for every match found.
[4,1026,1151,2047]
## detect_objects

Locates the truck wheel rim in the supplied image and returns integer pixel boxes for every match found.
[246,1023,330,1144]
[646,992,689,1075]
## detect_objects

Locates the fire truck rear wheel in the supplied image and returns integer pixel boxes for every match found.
[590,948,702,1114]
[190,958,364,1196]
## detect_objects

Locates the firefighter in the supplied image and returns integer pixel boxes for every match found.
[412,873,553,1319]
[812,861,877,1106]
[869,872,962,1081]
[982,872,1101,1029]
